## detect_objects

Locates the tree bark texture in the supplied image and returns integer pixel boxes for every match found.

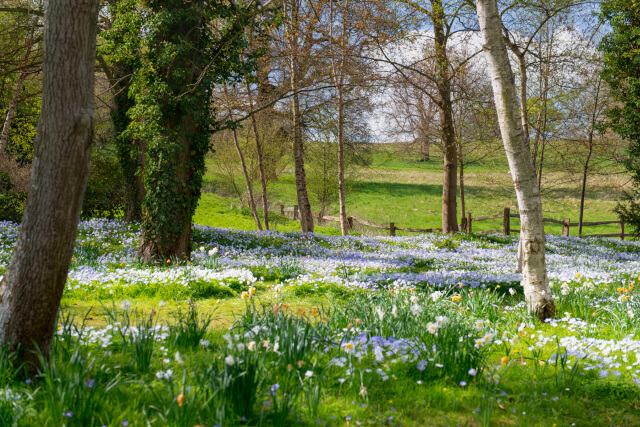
[431,0,458,233]
[476,0,555,320]
[288,4,313,233]
[0,0,99,362]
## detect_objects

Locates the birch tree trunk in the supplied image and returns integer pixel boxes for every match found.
[0,0,99,363]
[476,0,555,320]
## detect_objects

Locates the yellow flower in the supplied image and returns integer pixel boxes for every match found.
[576,273,581,278]
[166,259,171,264]
[451,294,462,302]
[241,291,250,300]
[500,356,509,365]
[177,393,185,407]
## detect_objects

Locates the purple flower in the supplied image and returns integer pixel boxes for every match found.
[24,379,32,385]
[64,412,73,418]
[122,422,128,427]
[87,379,95,388]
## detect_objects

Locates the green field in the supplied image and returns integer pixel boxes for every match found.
[199,144,630,237]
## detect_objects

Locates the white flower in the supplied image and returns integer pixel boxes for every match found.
[120,300,131,311]
[376,307,385,321]
[342,341,355,354]
[410,295,419,303]
[391,305,398,318]
[427,322,438,335]
[224,355,235,366]
[629,310,635,319]
[158,300,166,308]
[199,339,210,348]
[208,248,218,256]
[174,351,184,365]
[247,341,256,351]
[410,304,422,316]
[237,343,246,352]
[474,320,485,330]
[468,368,477,376]
[509,288,516,296]
[199,246,205,252]
[305,370,314,378]
[430,291,443,302]
[435,316,449,327]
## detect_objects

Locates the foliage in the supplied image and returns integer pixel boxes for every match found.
[81,151,126,219]
[600,0,640,232]
[0,171,26,222]
[104,0,254,258]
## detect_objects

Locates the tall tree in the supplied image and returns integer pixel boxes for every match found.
[476,0,555,320]
[600,0,640,234]
[112,0,252,261]
[0,0,100,362]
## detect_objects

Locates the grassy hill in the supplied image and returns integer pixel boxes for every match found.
[197,143,630,237]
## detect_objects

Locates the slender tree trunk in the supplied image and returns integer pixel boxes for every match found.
[337,83,348,235]
[476,0,555,320]
[431,0,458,233]
[0,0,99,363]
[0,73,26,156]
[224,86,262,231]
[459,146,465,220]
[578,141,592,236]
[245,82,270,230]
[287,7,314,234]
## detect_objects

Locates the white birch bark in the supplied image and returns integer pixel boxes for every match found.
[476,0,555,319]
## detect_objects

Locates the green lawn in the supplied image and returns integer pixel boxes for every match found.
[200,144,630,237]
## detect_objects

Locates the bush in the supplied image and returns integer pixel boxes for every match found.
[0,170,27,222]
[82,151,125,219]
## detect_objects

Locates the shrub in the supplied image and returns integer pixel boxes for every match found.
[81,151,125,219]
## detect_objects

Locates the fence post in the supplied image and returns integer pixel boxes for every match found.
[503,207,510,236]
[293,205,298,220]
[562,218,570,237]
[347,216,354,231]
[389,222,396,237]
[467,212,472,233]
[280,204,284,216]
[620,218,625,241]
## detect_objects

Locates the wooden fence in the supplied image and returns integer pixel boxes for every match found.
[276,204,635,240]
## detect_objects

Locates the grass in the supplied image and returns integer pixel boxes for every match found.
[201,143,631,237]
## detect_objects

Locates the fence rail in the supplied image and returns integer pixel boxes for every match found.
[273,204,635,239]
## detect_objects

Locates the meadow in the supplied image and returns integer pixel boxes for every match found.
[1,219,640,425]
[201,144,630,237]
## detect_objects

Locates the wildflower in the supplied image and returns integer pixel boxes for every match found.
[410,304,422,316]
[576,273,581,279]
[468,368,477,376]
[177,393,185,407]
[297,360,304,368]
[501,356,509,365]
[430,291,443,301]
[427,322,439,334]
[247,341,256,351]
[249,286,256,295]
[435,316,448,326]
[474,320,485,329]
[174,351,184,365]
[410,295,419,303]
[460,381,467,386]
[200,339,210,348]
[359,384,367,396]
[158,300,166,307]
[342,342,355,354]
[451,294,462,302]
[241,291,251,300]
[208,248,218,256]
[224,355,235,366]
[391,305,398,318]
[64,411,73,418]
[629,310,635,319]
[376,307,385,321]
[199,246,205,252]
[166,259,171,264]
[509,287,516,296]
[305,370,314,378]
[120,300,131,311]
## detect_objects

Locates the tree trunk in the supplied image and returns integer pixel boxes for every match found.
[337,83,348,235]
[245,82,269,230]
[287,4,313,234]
[459,146,465,220]
[431,0,458,233]
[578,142,592,236]
[476,0,555,320]
[225,85,262,231]
[0,0,99,364]
[0,73,26,156]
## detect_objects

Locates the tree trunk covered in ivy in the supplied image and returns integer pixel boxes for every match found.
[111,0,250,262]
[0,0,99,364]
